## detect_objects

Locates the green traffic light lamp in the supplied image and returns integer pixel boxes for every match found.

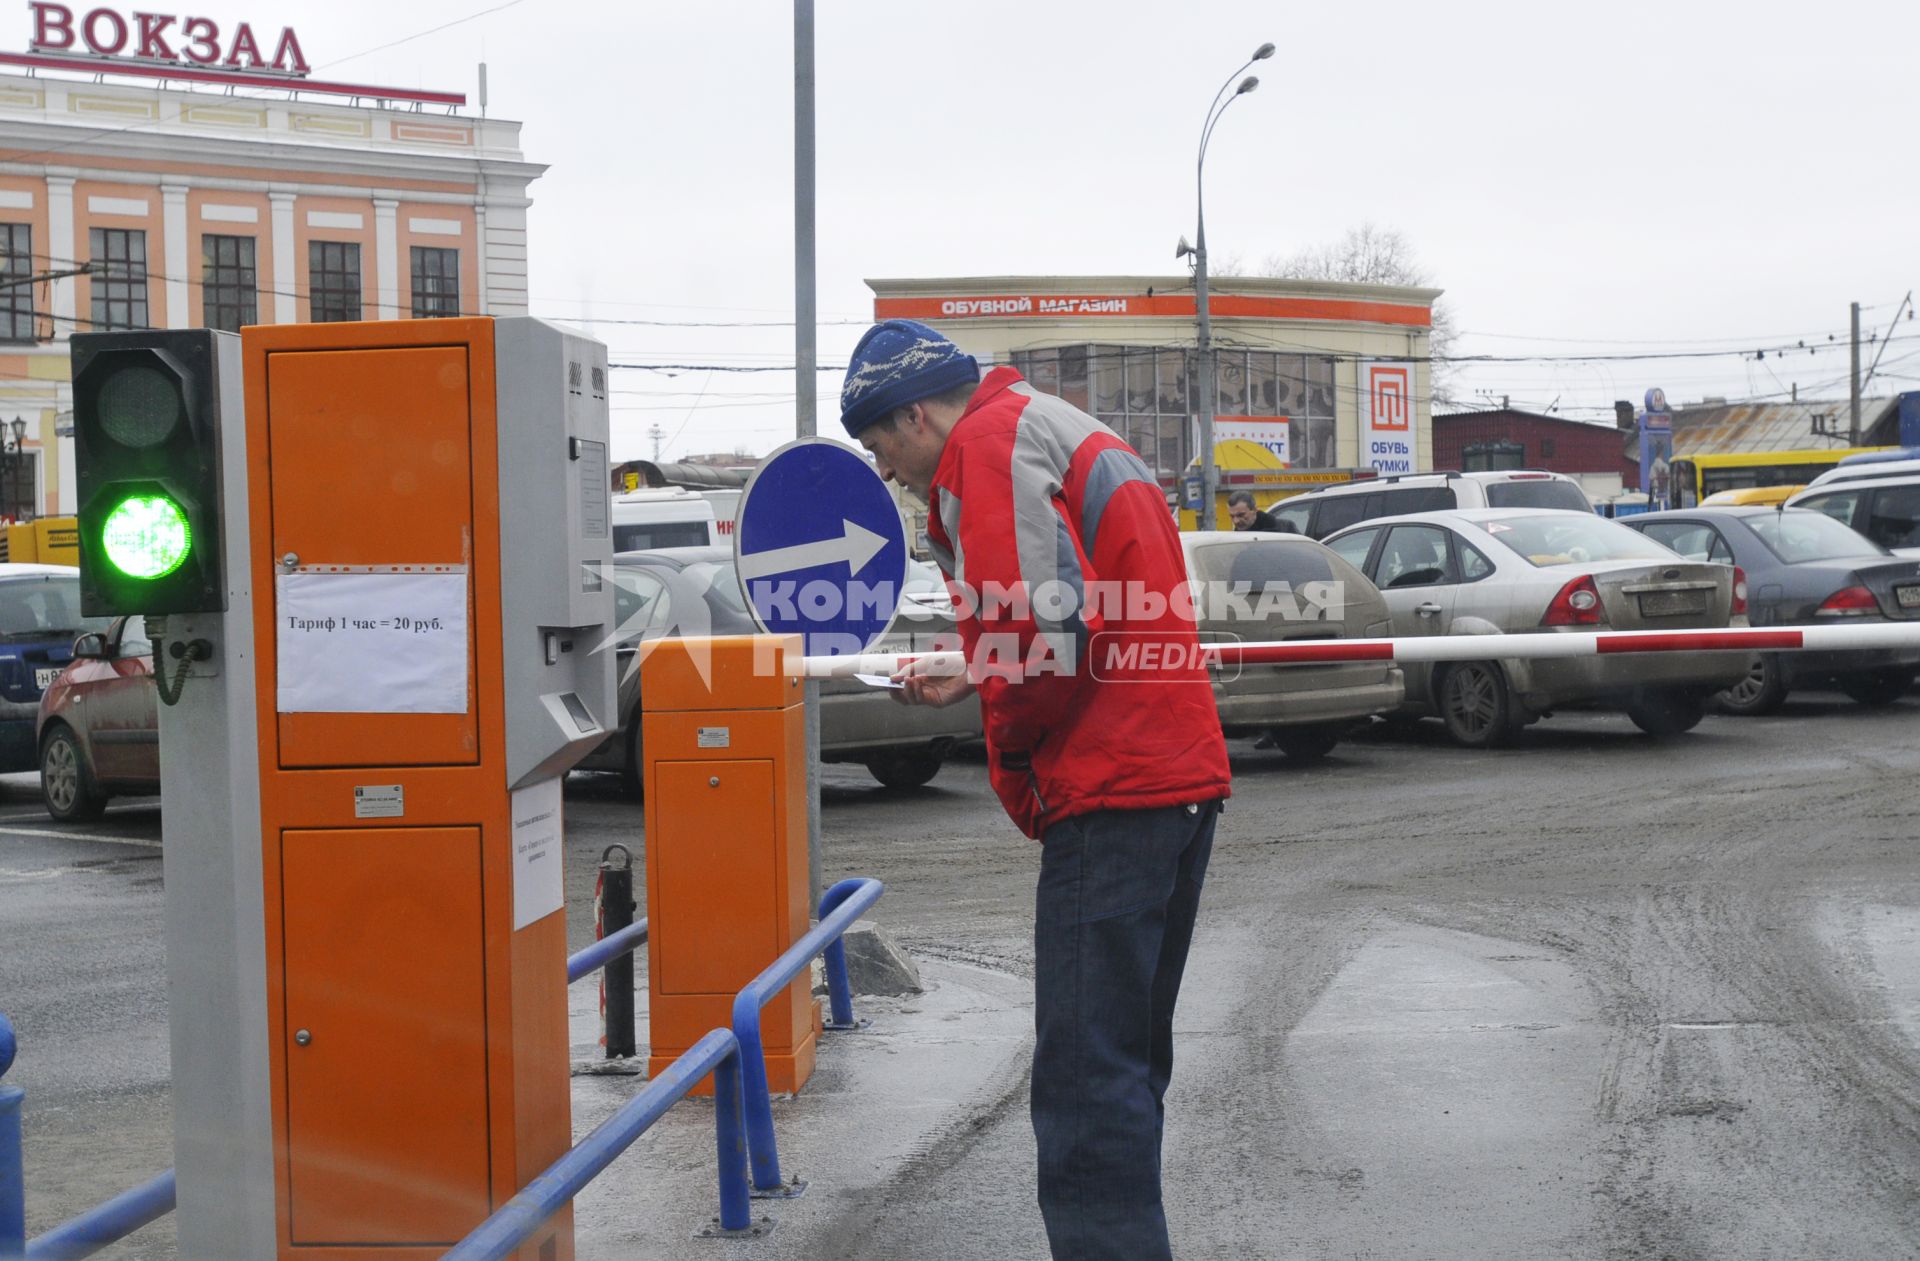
[101,492,193,580]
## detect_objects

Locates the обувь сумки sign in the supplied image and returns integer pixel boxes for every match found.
[0,0,466,104]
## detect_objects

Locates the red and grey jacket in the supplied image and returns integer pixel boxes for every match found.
[925,366,1231,839]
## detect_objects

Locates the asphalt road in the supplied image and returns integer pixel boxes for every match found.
[3,690,1919,1259]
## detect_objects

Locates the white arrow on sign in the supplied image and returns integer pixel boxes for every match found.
[738,519,890,582]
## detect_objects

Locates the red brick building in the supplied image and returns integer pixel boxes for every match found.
[1431,408,1640,498]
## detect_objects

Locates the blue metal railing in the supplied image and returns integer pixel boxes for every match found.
[442,1028,753,1260]
[0,1012,177,1261]
[2,1013,21,1259]
[21,1175,175,1261]
[734,877,884,1194]
[566,916,649,983]
[6,876,884,1257]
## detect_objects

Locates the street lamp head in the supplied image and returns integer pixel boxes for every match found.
[7,417,20,445]
[1236,75,1260,96]
[1252,42,1275,61]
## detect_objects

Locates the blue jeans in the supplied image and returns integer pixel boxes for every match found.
[1032,800,1220,1261]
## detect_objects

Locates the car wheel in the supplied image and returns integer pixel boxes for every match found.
[865,749,943,789]
[1838,667,1914,707]
[1626,689,1708,737]
[1264,726,1341,762]
[41,725,107,823]
[621,727,645,800]
[1715,654,1787,716]
[1438,661,1520,749]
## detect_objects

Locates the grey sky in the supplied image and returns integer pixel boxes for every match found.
[45,0,1918,460]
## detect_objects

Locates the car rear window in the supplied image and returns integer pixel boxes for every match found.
[1474,515,1676,567]
[1484,479,1593,512]
[1745,510,1890,563]
[1190,540,1336,589]
[0,575,106,642]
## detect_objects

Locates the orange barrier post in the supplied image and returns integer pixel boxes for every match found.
[641,635,816,1094]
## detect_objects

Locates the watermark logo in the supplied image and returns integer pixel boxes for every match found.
[1088,631,1243,683]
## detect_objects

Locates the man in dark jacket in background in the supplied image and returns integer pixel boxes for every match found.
[1228,489,1287,532]
[841,318,1230,1261]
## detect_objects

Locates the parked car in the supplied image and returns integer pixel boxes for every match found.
[1626,507,1920,711]
[36,614,157,820]
[0,563,112,778]
[1321,509,1750,745]
[1179,530,1404,759]
[1784,468,1920,556]
[1268,470,1593,540]
[575,547,983,791]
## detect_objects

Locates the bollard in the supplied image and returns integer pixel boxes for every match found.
[1,1012,23,1260]
[598,845,637,1060]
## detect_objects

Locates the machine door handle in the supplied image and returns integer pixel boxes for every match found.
[294,1029,312,1047]
[1415,602,1443,617]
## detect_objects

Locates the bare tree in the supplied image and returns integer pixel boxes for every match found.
[1263,223,1458,406]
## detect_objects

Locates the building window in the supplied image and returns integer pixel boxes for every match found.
[1015,344,1346,478]
[410,246,460,318]
[201,234,257,333]
[1463,440,1525,472]
[308,240,361,322]
[89,227,149,331]
[0,224,34,343]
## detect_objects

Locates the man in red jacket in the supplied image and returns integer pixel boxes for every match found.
[841,319,1231,1260]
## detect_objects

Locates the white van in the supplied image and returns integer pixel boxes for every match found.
[699,488,742,541]
[611,487,719,553]
[1270,470,1593,540]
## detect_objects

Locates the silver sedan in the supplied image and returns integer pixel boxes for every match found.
[1322,509,1750,745]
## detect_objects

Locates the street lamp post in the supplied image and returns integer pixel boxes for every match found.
[1184,43,1271,530]
[1,417,25,521]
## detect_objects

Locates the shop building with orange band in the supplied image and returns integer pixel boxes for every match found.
[867,275,1442,518]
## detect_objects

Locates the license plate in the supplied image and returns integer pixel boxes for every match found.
[1898,584,1920,609]
[34,666,57,689]
[1638,590,1708,617]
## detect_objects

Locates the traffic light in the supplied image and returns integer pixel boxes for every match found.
[71,330,234,616]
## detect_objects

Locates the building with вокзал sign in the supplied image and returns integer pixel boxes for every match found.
[0,1,544,524]
[867,275,1441,527]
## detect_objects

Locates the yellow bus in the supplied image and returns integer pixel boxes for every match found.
[1667,448,1892,509]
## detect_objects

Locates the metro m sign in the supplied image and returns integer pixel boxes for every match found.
[1358,360,1418,474]
[29,2,310,76]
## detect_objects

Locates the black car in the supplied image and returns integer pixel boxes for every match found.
[1627,507,1920,712]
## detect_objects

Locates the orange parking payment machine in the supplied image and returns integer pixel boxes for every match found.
[150,317,616,1260]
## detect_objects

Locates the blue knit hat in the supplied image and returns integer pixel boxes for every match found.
[839,319,980,438]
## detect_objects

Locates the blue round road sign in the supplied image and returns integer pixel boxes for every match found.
[735,439,910,657]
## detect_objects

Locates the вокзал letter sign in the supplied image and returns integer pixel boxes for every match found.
[29,2,309,76]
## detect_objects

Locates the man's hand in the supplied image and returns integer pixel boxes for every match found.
[890,663,976,708]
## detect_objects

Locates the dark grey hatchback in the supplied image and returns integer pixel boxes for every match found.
[1627,506,1920,711]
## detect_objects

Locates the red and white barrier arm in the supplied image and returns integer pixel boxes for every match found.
[794,621,1920,679]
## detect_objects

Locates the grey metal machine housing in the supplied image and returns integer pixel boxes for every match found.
[493,316,619,789]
